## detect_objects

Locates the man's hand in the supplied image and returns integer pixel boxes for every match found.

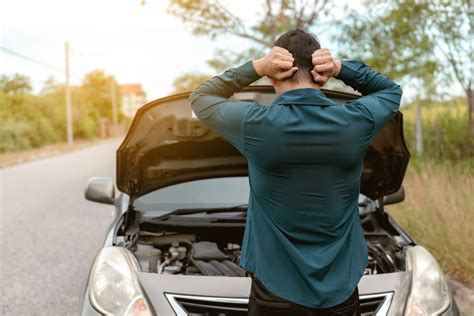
[311,48,341,86]
[253,47,298,80]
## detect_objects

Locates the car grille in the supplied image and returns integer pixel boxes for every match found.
[165,292,394,316]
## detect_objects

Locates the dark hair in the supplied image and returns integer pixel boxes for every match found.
[273,29,321,83]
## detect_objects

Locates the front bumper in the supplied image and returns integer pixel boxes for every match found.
[80,271,460,316]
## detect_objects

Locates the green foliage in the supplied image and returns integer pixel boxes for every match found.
[167,0,336,90]
[0,71,122,153]
[337,0,473,128]
[0,92,64,152]
[0,119,33,151]
[172,73,211,93]
[424,0,472,90]
[0,73,32,95]
[402,98,474,165]
[337,1,437,86]
[165,1,359,107]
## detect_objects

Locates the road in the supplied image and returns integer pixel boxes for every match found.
[0,138,123,316]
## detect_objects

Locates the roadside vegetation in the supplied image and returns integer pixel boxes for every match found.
[402,98,473,166]
[390,161,473,287]
[0,71,128,153]
[390,100,473,287]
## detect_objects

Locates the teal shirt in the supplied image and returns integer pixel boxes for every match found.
[189,60,402,308]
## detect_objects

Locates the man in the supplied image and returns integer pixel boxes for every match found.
[189,29,402,315]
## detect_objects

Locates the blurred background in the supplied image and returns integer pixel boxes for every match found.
[0,0,472,315]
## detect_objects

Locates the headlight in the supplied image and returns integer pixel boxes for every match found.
[405,246,451,315]
[89,246,154,316]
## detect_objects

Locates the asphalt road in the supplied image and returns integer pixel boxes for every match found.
[0,138,123,316]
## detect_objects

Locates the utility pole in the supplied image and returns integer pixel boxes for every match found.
[110,79,118,128]
[65,41,73,145]
[415,103,423,157]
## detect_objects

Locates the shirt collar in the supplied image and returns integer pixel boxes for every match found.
[272,88,334,106]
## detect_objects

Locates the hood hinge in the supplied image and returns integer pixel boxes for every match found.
[377,197,385,214]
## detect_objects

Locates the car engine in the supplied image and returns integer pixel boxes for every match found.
[125,209,408,276]
[131,231,405,277]
[132,239,246,276]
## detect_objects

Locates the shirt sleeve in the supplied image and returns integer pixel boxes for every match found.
[335,60,403,133]
[189,61,262,153]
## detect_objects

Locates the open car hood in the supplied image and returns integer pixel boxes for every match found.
[117,86,410,201]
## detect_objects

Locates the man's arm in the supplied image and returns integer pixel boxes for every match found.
[189,47,297,151]
[335,60,403,132]
[311,49,402,133]
[189,62,260,152]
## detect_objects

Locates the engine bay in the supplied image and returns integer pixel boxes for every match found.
[121,210,410,277]
[133,239,246,276]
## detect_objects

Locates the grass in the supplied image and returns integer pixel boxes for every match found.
[388,160,474,287]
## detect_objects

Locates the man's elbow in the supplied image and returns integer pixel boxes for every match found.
[392,83,403,111]
[189,89,200,113]
[395,83,403,97]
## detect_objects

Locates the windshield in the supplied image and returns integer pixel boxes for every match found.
[133,177,250,215]
[133,176,373,218]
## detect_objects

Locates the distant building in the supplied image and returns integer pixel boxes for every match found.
[119,84,147,117]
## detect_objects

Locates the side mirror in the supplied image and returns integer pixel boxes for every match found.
[383,186,405,205]
[85,177,115,205]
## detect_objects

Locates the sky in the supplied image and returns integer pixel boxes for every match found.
[1,0,256,99]
[0,0,350,100]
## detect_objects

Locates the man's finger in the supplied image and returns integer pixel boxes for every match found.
[312,55,332,65]
[277,54,295,62]
[313,63,333,73]
[273,60,294,70]
[312,48,329,57]
[272,46,293,56]
[311,70,329,84]
[272,46,293,57]
[275,67,298,80]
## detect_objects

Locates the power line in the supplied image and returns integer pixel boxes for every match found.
[0,44,121,84]
[0,46,85,82]
[0,46,63,72]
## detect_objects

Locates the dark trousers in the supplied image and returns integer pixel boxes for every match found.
[247,275,361,316]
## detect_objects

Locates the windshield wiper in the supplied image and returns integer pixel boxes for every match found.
[152,205,248,218]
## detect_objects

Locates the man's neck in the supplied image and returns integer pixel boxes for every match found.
[274,80,322,95]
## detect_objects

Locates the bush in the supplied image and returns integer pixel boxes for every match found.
[402,97,473,169]
[0,119,32,151]
[0,71,125,153]
[0,93,64,152]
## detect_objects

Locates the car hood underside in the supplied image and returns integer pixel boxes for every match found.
[116,86,410,201]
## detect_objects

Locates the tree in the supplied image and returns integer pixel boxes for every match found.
[337,1,437,87]
[40,76,61,95]
[0,73,32,95]
[336,1,439,156]
[168,0,334,47]
[423,0,473,131]
[81,70,121,121]
[172,73,211,93]
[166,0,337,90]
[337,0,473,132]
[72,70,123,138]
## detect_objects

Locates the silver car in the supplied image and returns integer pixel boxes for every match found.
[80,86,460,316]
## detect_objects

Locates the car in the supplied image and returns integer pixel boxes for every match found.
[80,86,460,316]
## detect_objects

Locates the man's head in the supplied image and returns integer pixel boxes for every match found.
[273,29,321,85]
